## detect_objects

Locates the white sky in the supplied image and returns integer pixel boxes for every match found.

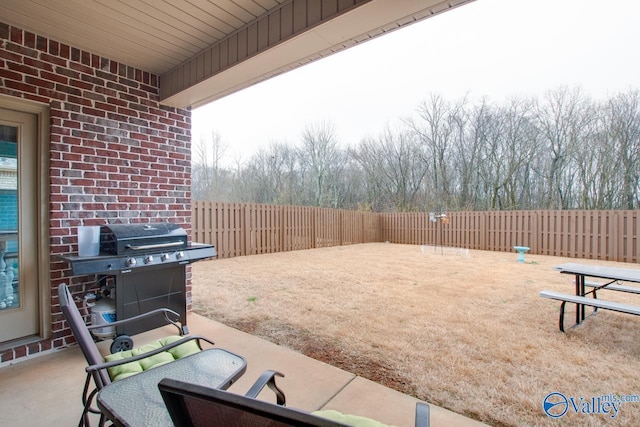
[192,0,640,162]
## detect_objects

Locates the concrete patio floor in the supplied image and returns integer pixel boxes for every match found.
[0,313,487,426]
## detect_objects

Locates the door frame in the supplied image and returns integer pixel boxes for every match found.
[0,95,50,347]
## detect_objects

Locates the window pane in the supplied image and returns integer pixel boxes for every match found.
[0,125,18,310]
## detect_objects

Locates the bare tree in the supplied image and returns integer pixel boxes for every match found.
[449,100,478,210]
[299,121,342,207]
[337,157,369,210]
[191,130,229,200]
[348,137,386,211]
[498,97,540,209]
[192,87,639,212]
[352,126,427,211]
[535,87,592,209]
[407,94,468,209]
[606,90,640,209]
[239,142,303,205]
[572,105,616,209]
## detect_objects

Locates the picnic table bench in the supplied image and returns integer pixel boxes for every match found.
[539,290,640,332]
[582,280,640,295]
[541,263,640,332]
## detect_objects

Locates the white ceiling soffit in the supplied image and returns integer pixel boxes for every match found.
[0,0,290,75]
[162,0,474,109]
[0,0,474,109]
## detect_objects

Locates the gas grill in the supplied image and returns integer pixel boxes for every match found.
[59,222,216,336]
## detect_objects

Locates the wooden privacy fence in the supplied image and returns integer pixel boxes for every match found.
[380,210,639,263]
[192,201,380,259]
[192,202,639,263]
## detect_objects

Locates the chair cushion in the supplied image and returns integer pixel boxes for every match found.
[312,409,392,427]
[104,336,201,381]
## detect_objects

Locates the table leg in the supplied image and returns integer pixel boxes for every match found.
[580,276,586,321]
[574,273,579,324]
[574,274,585,324]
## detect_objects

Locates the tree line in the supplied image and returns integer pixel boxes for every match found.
[192,86,640,212]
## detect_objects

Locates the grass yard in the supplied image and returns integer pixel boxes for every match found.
[192,243,640,426]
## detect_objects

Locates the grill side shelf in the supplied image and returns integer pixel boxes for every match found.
[56,244,216,276]
[57,254,123,276]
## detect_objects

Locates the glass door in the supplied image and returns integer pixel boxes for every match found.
[0,109,39,342]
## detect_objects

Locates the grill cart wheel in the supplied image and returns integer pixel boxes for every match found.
[110,335,133,353]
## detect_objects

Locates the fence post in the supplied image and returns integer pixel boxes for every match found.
[312,208,317,248]
[339,209,343,246]
[241,204,247,256]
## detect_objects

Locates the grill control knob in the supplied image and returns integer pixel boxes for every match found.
[176,251,185,260]
[161,253,170,262]
[125,258,136,267]
[144,255,154,264]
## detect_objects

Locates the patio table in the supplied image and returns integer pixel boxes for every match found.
[97,348,246,427]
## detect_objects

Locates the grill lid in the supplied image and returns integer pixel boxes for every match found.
[100,222,188,255]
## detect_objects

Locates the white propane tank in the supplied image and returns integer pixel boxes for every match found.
[84,292,116,339]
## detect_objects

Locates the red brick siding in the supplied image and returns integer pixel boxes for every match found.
[0,22,193,363]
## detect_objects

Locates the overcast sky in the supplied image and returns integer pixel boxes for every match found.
[192,0,640,162]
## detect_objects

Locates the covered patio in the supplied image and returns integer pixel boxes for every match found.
[0,313,485,426]
[0,0,475,362]
[0,1,485,425]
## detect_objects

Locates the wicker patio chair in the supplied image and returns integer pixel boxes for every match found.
[159,373,430,427]
[58,283,216,427]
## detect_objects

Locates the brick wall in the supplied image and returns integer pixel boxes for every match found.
[0,22,193,363]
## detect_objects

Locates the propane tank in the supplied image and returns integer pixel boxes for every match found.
[84,291,116,339]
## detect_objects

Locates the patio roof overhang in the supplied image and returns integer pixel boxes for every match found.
[0,0,474,109]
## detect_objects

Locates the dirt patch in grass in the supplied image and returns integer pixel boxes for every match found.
[220,316,417,397]
[192,243,640,426]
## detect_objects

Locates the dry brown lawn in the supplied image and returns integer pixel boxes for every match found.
[192,243,640,427]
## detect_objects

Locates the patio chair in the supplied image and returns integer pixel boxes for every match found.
[58,283,216,427]
[159,374,431,427]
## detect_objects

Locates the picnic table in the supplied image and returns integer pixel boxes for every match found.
[540,263,640,332]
